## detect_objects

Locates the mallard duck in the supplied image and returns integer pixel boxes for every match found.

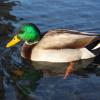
[6,23,100,79]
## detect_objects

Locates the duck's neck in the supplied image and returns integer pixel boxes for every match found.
[21,41,38,60]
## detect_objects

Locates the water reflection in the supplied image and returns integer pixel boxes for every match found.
[0,0,20,44]
[0,0,22,99]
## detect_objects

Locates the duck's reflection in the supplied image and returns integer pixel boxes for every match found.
[31,58,95,77]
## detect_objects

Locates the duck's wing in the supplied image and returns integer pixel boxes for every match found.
[37,29,98,49]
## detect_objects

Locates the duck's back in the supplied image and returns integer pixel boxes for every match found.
[36,29,96,49]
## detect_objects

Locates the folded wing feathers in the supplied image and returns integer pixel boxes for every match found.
[37,30,96,49]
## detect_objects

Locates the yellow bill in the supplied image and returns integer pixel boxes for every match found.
[6,35,21,48]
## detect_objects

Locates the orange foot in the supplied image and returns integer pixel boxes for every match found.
[64,62,74,79]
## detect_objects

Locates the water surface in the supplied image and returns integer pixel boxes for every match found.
[0,0,100,100]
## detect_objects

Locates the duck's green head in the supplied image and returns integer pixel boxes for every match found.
[6,23,40,47]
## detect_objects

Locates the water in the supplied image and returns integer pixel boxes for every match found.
[0,0,100,100]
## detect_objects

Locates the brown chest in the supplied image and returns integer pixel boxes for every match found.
[21,43,37,59]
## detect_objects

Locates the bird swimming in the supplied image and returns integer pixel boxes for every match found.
[6,23,100,79]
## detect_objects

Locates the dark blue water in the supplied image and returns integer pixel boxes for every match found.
[0,0,100,100]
